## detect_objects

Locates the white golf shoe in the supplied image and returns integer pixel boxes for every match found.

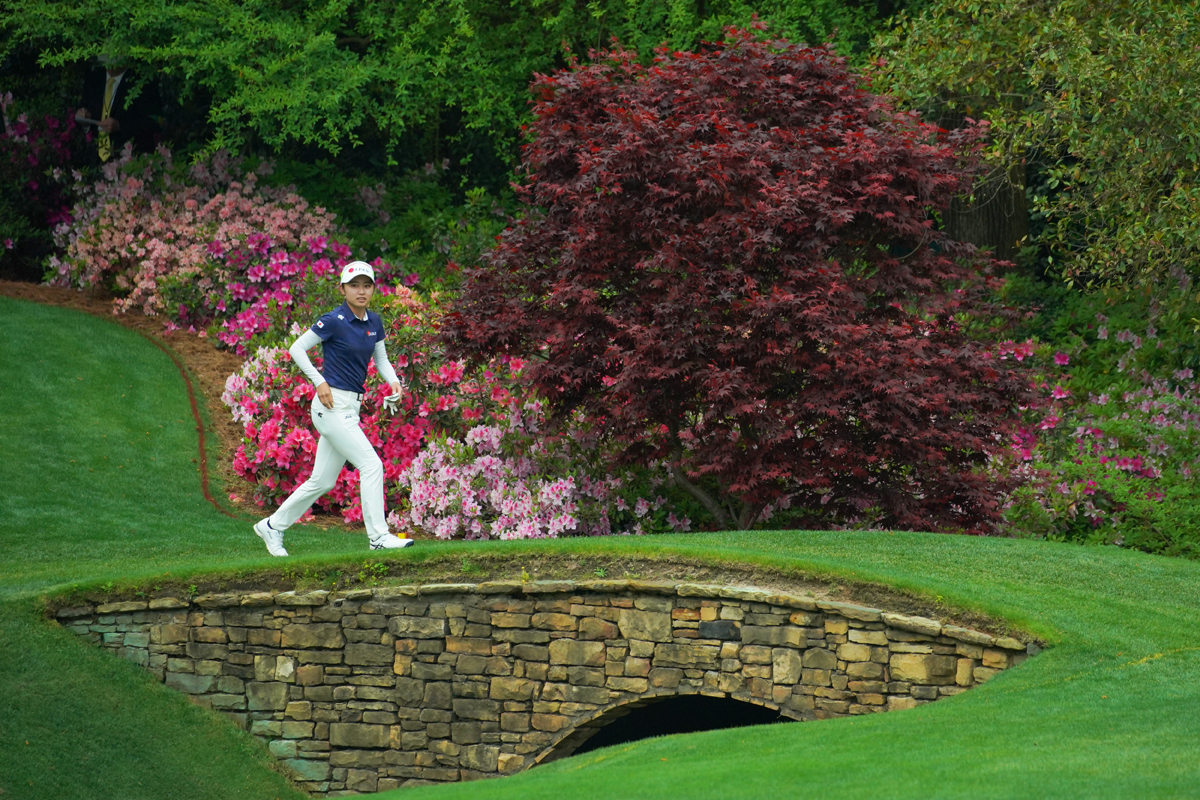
[254,518,288,557]
[369,533,415,550]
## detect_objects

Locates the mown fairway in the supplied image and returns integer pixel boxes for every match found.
[2,297,1198,799]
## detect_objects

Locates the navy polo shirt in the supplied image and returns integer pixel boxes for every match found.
[312,303,386,393]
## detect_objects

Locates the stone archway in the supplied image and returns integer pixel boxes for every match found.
[536,690,788,764]
[55,578,1035,795]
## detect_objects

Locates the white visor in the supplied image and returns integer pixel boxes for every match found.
[340,261,375,284]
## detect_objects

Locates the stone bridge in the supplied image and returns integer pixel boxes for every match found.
[55,578,1035,795]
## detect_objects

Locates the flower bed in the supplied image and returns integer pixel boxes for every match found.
[1000,321,1200,558]
[46,146,423,354]
[221,292,690,539]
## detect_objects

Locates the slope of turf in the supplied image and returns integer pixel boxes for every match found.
[0,594,300,800]
[2,297,1198,799]
[0,297,345,800]
[0,297,369,597]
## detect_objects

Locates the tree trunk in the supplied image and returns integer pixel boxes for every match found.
[944,160,1029,264]
[939,110,1029,265]
[669,459,731,530]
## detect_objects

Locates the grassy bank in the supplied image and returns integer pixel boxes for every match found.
[1,297,1198,799]
[0,297,339,800]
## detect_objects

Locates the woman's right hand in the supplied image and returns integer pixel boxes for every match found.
[316,382,334,409]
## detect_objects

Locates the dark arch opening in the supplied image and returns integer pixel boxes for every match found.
[568,696,790,757]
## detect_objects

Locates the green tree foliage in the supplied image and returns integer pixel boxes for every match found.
[874,0,1200,289]
[1,0,906,164]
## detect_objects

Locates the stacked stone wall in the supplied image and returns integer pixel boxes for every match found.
[55,580,1036,796]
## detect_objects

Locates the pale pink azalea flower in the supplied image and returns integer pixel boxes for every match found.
[667,513,691,532]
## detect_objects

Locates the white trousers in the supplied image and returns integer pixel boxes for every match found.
[267,387,388,540]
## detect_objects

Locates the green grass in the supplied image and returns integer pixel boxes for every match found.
[0,297,359,800]
[2,296,1199,799]
[0,298,370,597]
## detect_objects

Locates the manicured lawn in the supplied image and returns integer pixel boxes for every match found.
[0,297,354,800]
[2,297,1198,799]
[0,297,369,598]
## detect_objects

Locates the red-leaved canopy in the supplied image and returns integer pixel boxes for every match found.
[442,27,1033,532]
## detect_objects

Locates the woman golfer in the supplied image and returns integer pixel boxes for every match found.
[253,261,413,556]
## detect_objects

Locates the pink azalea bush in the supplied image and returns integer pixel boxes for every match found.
[207,243,419,355]
[998,325,1200,558]
[222,344,432,523]
[164,233,361,353]
[46,145,423,354]
[221,288,434,518]
[222,291,690,538]
[398,402,686,540]
[0,91,77,275]
[48,146,338,318]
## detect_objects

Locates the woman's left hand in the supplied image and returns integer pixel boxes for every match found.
[382,382,404,414]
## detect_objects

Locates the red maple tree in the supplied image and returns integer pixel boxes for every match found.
[443,27,1033,532]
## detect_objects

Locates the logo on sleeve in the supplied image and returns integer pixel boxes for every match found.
[316,320,325,328]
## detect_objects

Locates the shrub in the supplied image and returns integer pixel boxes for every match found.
[45,145,426,354]
[223,291,690,537]
[444,27,1035,533]
[998,272,1200,398]
[1003,366,1200,559]
[262,156,510,290]
[0,91,77,279]
[398,403,689,540]
[994,278,1200,558]
[222,289,436,518]
[47,147,338,318]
